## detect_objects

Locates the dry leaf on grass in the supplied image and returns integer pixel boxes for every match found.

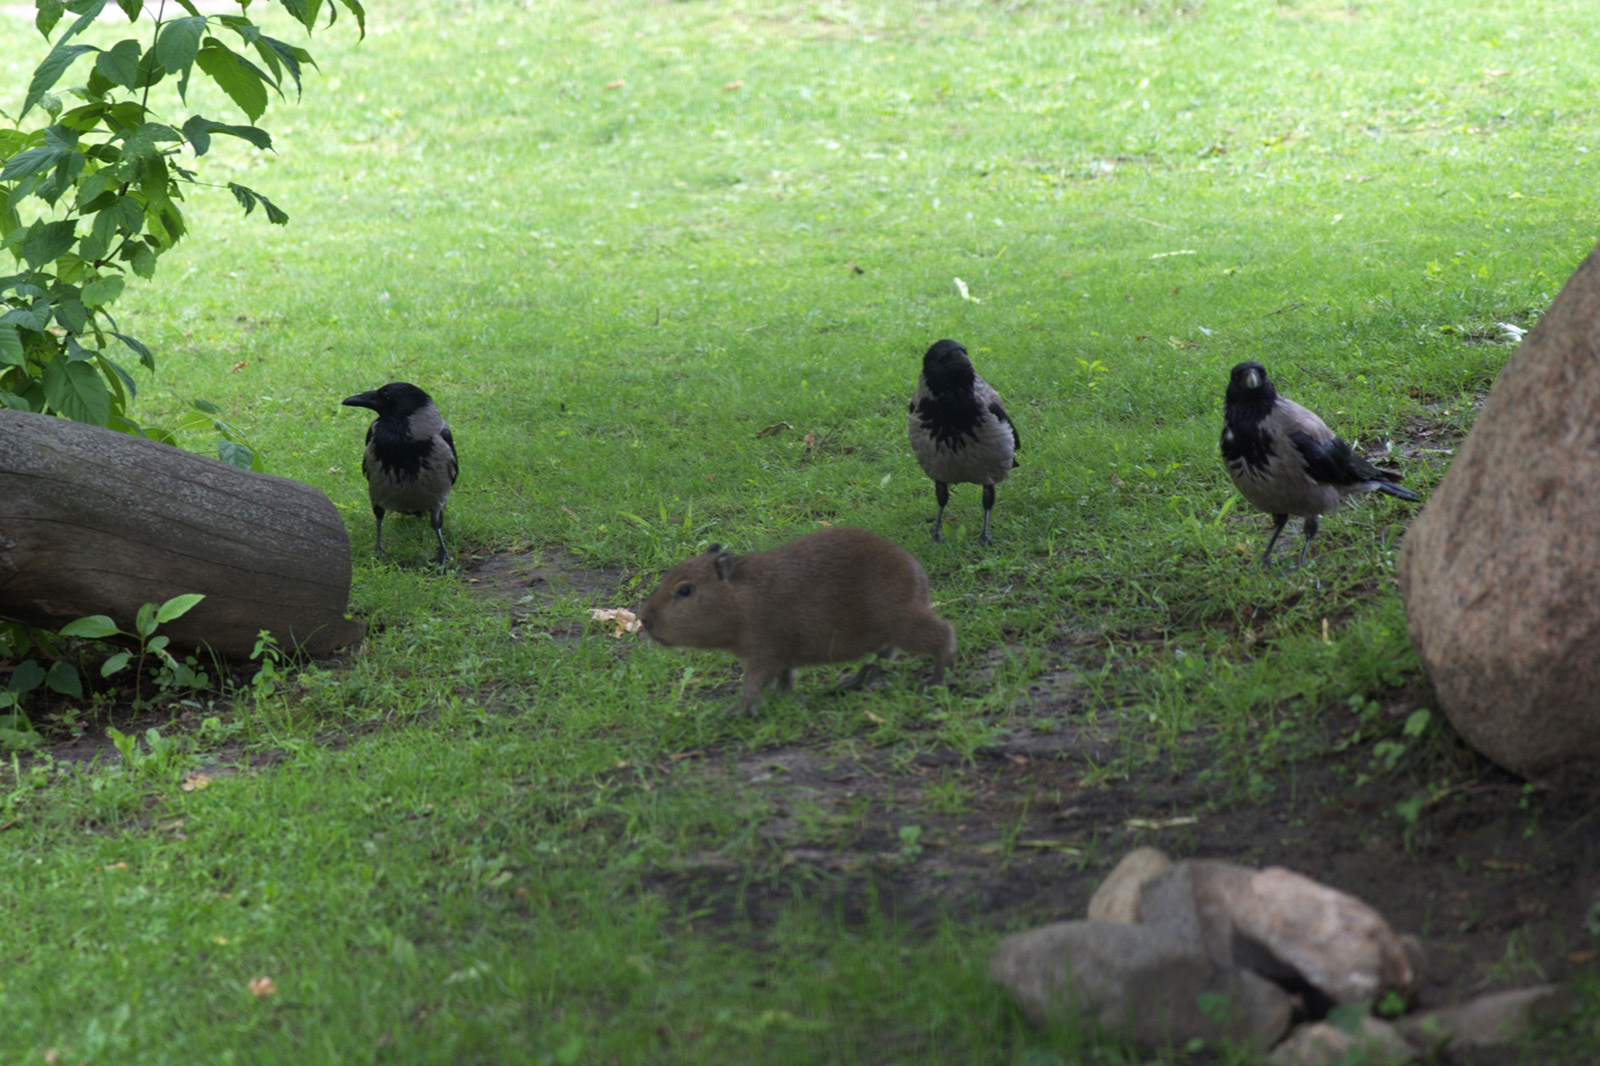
[723,79,744,91]
[953,277,980,302]
[248,976,277,998]
[605,79,625,90]
[182,773,213,792]
[755,421,792,437]
[589,607,641,636]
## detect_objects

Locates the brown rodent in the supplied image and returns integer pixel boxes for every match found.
[639,525,956,715]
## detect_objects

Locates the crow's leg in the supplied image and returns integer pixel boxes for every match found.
[932,482,951,543]
[431,507,450,566]
[1296,515,1320,567]
[1261,513,1289,567]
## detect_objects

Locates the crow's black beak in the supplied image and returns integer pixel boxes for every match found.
[341,391,381,411]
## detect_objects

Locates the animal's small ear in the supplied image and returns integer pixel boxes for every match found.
[706,543,722,554]
[713,552,736,582]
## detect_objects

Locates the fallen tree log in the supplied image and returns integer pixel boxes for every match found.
[0,408,363,659]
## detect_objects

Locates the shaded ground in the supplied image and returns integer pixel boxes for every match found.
[460,545,1600,1060]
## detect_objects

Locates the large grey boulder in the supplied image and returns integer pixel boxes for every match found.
[1397,243,1600,781]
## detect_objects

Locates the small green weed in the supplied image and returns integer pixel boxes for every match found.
[59,594,210,710]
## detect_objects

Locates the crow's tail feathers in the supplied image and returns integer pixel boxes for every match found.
[1374,480,1421,502]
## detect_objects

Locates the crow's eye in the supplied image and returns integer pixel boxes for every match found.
[675,583,693,598]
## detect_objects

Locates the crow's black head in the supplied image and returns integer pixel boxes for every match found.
[1225,361,1276,407]
[342,382,434,420]
[921,339,975,396]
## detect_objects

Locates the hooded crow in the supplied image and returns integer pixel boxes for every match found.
[908,339,1020,542]
[341,382,458,565]
[1221,360,1419,565]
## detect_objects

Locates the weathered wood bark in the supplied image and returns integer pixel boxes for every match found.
[0,408,363,658]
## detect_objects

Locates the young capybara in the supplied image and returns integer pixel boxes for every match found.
[639,526,956,715]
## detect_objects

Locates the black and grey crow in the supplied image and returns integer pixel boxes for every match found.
[341,382,459,565]
[1221,360,1419,566]
[907,339,1020,543]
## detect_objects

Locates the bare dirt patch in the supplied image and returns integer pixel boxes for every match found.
[462,546,635,640]
[641,684,1600,1060]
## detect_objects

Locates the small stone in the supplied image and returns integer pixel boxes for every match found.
[1086,847,1172,923]
[990,919,1292,1052]
[1269,1015,1415,1066]
[1397,985,1564,1052]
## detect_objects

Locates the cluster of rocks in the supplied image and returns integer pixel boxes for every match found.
[990,848,1562,1064]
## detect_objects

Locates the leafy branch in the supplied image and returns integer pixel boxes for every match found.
[0,0,363,463]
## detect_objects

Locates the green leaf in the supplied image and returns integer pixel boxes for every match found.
[95,39,143,89]
[55,297,88,334]
[218,439,256,469]
[228,183,290,225]
[9,659,46,694]
[0,721,43,751]
[20,219,77,269]
[255,36,313,96]
[338,0,368,37]
[121,121,184,162]
[128,240,157,278]
[0,146,71,183]
[191,397,222,415]
[182,115,273,157]
[195,43,270,122]
[0,325,22,367]
[155,593,205,625]
[35,0,65,36]
[135,602,157,640]
[76,168,118,209]
[113,331,154,368]
[101,651,132,678]
[156,17,208,93]
[1,304,51,331]
[45,661,83,698]
[23,43,95,120]
[83,275,126,307]
[97,352,138,401]
[41,355,111,425]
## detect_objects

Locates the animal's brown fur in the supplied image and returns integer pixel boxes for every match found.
[639,526,956,714]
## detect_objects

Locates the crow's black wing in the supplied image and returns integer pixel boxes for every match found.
[441,426,459,485]
[990,401,1021,457]
[1290,430,1392,487]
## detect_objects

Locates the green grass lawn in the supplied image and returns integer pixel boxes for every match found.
[3,0,1599,1062]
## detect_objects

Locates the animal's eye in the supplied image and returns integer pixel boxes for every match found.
[675,583,693,598]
